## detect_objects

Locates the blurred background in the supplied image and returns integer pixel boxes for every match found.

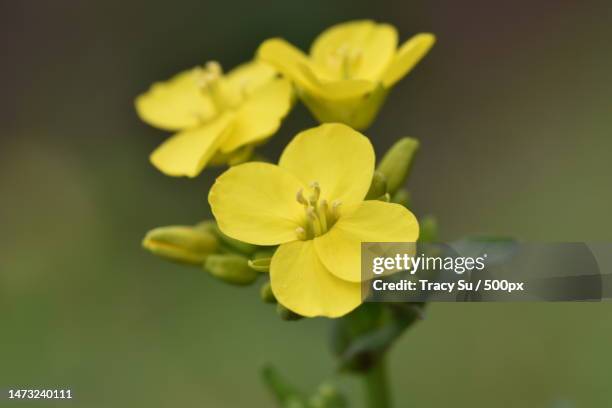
[1,0,612,406]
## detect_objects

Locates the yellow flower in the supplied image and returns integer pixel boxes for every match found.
[208,123,419,317]
[135,61,293,177]
[257,20,435,130]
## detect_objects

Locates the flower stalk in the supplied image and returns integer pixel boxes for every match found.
[363,357,391,408]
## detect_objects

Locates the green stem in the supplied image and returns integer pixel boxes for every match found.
[363,357,391,408]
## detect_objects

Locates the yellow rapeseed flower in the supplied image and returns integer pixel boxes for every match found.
[208,123,419,317]
[136,61,292,177]
[257,20,435,130]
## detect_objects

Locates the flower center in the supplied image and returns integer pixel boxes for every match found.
[295,182,342,240]
[328,44,362,79]
[194,61,237,111]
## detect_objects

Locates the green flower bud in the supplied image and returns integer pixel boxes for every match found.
[365,171,387,200]
[205,254,258,285]
[309,383,348,408]
[418,215,438,243]
[194,220,217,233]
[260,281,276,303]
[377,137,419,195]
[142,225,217,264]
[391,189,411,208]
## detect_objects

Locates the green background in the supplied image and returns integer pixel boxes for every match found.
[1,0,611,406]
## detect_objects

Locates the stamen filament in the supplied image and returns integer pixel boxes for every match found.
[194,60,236,111]
[317,200,328,232]
[330,200,342,224]
[307,208,322,237]
[294,183,341,240]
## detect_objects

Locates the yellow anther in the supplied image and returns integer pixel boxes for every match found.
[205,60,223,77]
[295,227,307,240]
[310,182,321,199]
[296,189,309,207]
[194,61,233,111]
[294,183,340,239]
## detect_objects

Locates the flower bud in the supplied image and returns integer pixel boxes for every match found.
[194,219,217,233]
[365,171,387,200]
[418,215,438,243]
[142,225,217,264]
[309,383,347,408]
[391,189,411,208]
[376,137,419,194]
[205,254,258,285]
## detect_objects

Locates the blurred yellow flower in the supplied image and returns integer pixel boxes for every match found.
[258,20,435,130]
[208,123,419,317]
[136,61,292,177]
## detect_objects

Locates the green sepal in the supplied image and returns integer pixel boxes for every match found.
[204,254,258,285]
[196,220,258,255]
[249,257,271,273]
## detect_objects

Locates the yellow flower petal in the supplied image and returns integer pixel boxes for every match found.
[219,77,292,153]
[209,162,305,245]
[314,201,419,282]
[135,68,217,131]
[279,123,374,207]
[258,37,377,100]
[311,20,398,81]
[271,240,361,318]
[301,67,378,99]
[382,33,435,87]
[223,60,278,102]
[257,38,319,93]
[150,113,234,177]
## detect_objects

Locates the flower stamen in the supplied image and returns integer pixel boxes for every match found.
[307,208,322,237]
[329,44,362,79]
[296,188,309,207]
[317,199,328,232]
[294,182,340,240]
[295,227,307,241]
[330,200,342,224]
[194,61,233,111]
